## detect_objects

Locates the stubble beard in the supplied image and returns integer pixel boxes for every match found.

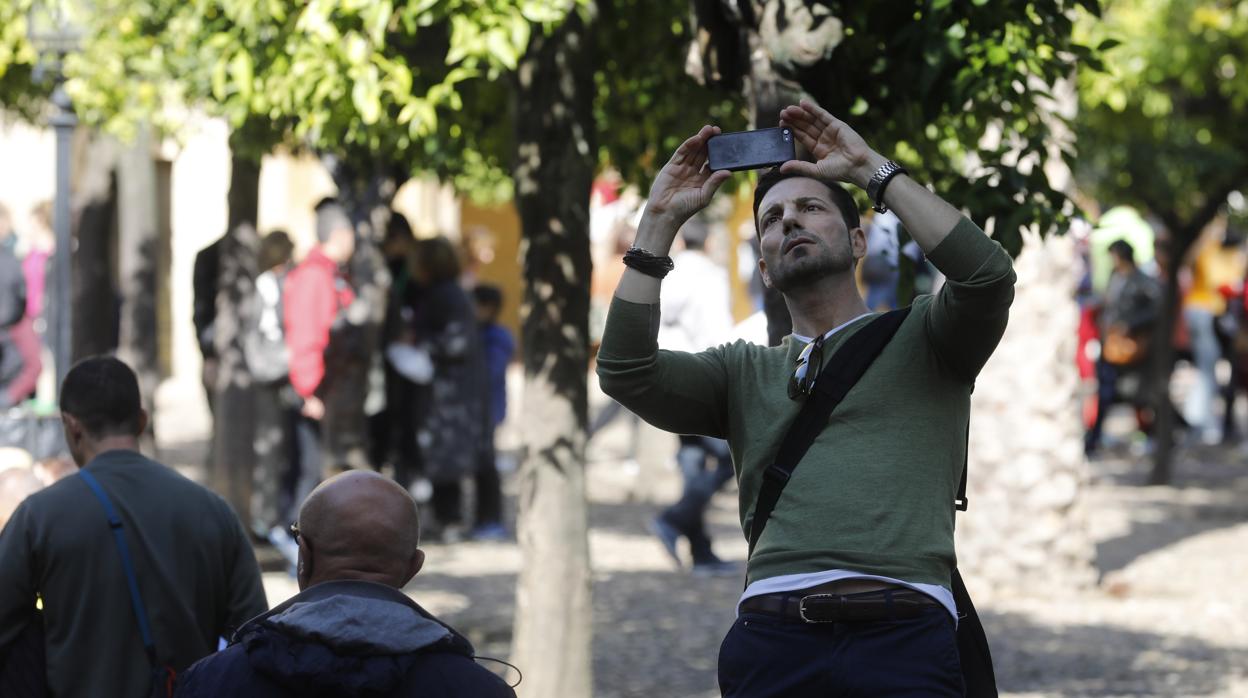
[769,238,854,293]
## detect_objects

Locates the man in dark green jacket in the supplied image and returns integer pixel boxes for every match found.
[596,101,1015,696]
[0,356,268,697]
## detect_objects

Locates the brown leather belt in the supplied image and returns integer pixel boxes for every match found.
[739,586,939,624]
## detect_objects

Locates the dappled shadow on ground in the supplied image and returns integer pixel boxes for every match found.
[406,566,736,698]
[405,561,1248,698]
[1091,447,1248,580]
[988,608,1248,696]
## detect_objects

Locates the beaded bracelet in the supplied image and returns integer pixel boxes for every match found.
[623,246,675,279]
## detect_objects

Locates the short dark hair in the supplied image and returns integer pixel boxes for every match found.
[385,212,413,244]
[315,198,353,243]
[473,284,503,310]
[1108,239,1135,265]
[752,168,860,237]
[257,230,294,272]
[412,236,461,284]
[60,356,143,437]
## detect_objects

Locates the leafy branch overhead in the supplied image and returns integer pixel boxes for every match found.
[1,0,587,195]
[1075,0,1248,241]
[688,1,1106,255]
[2,0,1111,245]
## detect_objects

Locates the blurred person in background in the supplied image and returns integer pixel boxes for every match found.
[648,217,738,575]
[374,213,423,487]
[193,233,226,416]
[0,204,36,412]
[244,230,298,555]
[1085,239,1162,456]
[405,236,487,541]
[470,284,514,541]
[20,202,53,329]
[282,199,358,549]
[1182,226,1248,444]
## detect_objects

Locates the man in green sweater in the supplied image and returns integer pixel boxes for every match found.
[596,101,1015,696]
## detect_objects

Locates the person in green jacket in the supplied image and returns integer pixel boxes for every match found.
[596,100,1016,697]
[0,357,268,697]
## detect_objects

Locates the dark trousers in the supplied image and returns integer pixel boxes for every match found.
[474,424,503,527]
[660,435,733,563]
[251,385,294,535]
[718,606,963,697]
[431,480,461,526]
[287,414,323,525]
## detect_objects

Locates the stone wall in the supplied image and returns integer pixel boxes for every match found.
[956,230,1098,597]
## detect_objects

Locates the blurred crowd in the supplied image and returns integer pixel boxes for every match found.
[1073,207,1248,455]
[192,198,515,566]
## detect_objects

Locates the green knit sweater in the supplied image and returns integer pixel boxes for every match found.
[596,217,1015,588]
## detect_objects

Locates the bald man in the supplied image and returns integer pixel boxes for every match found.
[175,471,516,697]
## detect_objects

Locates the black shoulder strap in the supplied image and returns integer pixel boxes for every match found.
[745,307,911,560]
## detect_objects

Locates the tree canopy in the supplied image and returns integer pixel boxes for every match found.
[1075,0,1248,241]
[689,0,1102,256]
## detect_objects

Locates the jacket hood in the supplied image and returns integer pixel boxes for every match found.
[237,580,474,696]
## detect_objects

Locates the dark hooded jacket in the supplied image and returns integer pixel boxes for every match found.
[174,580,515,698]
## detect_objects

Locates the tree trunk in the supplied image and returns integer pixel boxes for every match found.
[115,124,160,448]
[210,142,261,520]
[70,132,119,360]
[960,231,1096,595]
[509,6,597,696]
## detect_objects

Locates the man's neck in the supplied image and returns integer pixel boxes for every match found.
[81,436,141,465]
[784,274,871,338]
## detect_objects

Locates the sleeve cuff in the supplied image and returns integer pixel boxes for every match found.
[597,297,661,360]
[924,217,1007,283]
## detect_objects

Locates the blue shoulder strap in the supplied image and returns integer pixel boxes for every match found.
[78,470,158,665]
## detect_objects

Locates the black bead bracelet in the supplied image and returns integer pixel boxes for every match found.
[623,246,675,279]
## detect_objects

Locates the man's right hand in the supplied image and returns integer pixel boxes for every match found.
[301,395,325,421]
[636,125,732,250]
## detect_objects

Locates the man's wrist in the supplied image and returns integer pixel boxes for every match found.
[851,152,890,190]
[634,210,681,255]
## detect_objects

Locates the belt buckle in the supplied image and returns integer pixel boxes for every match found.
[797,593,840,623]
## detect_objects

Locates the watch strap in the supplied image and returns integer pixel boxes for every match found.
[866,160,908,213]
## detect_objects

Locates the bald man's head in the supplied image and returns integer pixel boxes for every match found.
[296,471,425,590]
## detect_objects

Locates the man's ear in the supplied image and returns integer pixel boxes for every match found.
[296,535,313,590]
[135,409,149,438]
[758,257,773,289]
[849,226,868,261]
[401,549,426,587]
[61,413,82,443]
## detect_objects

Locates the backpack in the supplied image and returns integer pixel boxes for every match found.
[243,269,290,384]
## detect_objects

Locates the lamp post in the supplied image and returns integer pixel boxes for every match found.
[27,3,84,390]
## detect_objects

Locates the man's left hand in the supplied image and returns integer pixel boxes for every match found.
[778,100,886,189]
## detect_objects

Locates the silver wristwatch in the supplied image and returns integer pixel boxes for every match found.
[866,160,908,213]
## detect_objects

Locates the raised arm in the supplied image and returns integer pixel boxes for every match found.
[779,100,1015,381]
[778,100,961,254]
[614,125,731,304]
[598,126,734,438]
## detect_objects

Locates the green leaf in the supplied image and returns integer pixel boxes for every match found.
[229,50,253,99]
[351,64,382,124]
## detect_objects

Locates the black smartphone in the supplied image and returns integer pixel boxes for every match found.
[707,127,795,172]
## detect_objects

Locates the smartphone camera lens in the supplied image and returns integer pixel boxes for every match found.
[782,129,791,141]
